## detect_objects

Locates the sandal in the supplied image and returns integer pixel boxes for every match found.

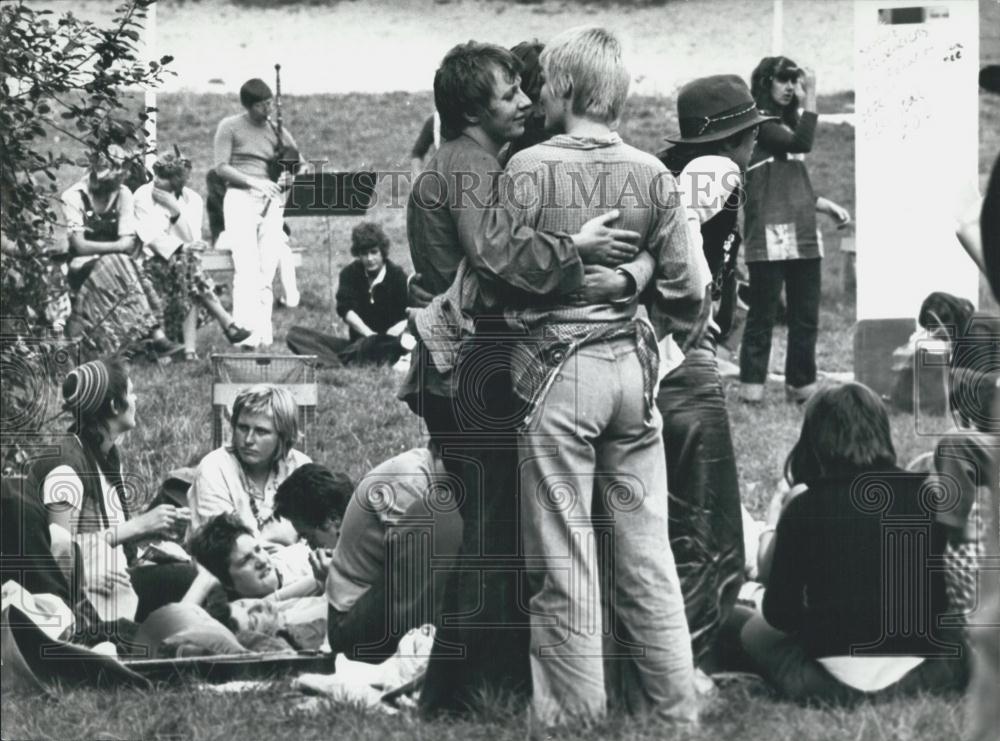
[183,350,200,362]
[224,323,253,344]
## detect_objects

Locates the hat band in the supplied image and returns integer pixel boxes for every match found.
[680,102,758,138]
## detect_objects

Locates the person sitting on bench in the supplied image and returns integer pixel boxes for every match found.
[60,146,182,358]
[134,149,251,361]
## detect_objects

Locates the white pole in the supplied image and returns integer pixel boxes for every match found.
[143,0,157,170]
[772,0,783,55]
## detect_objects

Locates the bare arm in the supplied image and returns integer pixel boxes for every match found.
[271,575,321,601]
[67,232,136,257]
[343,310,376,338]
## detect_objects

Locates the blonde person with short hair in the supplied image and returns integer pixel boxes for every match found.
[499,26,702,729]
[188,384,310,545]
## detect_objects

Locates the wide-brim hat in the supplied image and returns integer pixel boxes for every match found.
[666,74,778,144]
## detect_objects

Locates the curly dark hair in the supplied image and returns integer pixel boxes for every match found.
[188,512,252,587]
[350,221,391,258]
[274,463,353,527]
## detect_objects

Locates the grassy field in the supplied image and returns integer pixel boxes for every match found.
[2,85,995,739]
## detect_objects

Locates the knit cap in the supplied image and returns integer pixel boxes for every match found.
[62,360,109,417]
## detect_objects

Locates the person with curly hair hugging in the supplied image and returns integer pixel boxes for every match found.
[134,149,251,360]
[188,384,310,545]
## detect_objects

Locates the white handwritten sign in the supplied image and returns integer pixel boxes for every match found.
[855,0,979,321]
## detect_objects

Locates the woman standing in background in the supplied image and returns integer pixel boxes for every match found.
[738,57,850,405]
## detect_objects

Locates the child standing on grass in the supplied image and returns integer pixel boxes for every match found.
[740,383,968,704]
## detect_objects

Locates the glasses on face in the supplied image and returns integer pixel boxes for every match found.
[774,72,800,84]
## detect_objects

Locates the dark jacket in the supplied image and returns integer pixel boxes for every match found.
[335,259,408,340]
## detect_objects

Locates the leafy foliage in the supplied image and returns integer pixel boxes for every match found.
[1,0,172,327]
[0,0,172,438]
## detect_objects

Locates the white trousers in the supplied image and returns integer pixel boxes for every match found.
[220,188,284,347]
[276,238,300,307]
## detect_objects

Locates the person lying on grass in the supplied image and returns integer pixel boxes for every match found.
[273,452,461,662]
[187,512,323,601]
[740,382,968,705]
[181,512,331,652]
[187,384,310,544]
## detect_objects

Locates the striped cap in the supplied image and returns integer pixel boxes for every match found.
[62,360,110,417]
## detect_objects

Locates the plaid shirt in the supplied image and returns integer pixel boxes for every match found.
[499,133,706,418]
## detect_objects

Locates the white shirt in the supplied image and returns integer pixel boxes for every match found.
[133,182,204,260]
[659,155,740,380]
[187,446,312,535]
[42,462,137,622]
[818,655,925,692]
[60,179,137,271]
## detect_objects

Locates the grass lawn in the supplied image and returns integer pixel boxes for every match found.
[2,86,993,739]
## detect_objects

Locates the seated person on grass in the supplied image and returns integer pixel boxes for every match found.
[134,148,252,361]
[34,358,195,620]
[333,222,412,365]
[739,383,968,705]
[274,450,461,661]
[287,222,413,368]
[188,384,310,544]
[927,367,999,626]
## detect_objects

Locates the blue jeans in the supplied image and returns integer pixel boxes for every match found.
[519,337,697,727]
[739,258,822,388]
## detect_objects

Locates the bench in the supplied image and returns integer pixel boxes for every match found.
[200,246,304,276]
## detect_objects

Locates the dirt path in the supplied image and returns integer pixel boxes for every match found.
[37,0,856,95]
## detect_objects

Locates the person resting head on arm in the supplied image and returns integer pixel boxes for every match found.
[184,513,328,651]
[187,512,322,602]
